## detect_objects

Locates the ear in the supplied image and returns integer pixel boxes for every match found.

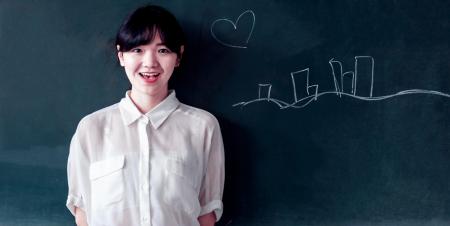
[176,45,185,67]
[117,45,125,67]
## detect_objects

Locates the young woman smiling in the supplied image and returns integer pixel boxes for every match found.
[66,5,225,226]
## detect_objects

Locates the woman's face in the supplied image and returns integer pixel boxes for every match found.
[117,33,182,100]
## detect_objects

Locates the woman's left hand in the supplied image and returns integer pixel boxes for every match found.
[198,212,216,226]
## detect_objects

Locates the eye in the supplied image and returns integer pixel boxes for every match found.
[158,48,172,54]
[130,48,142,53]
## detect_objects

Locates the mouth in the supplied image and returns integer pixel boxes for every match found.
[139,72,160,82]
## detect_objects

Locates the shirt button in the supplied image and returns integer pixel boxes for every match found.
[142,216,149,222]
[142,183,149,191]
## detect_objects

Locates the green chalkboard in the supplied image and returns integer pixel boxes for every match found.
[0,0,449,225]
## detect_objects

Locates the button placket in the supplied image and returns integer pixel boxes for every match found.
[138,117,151,225]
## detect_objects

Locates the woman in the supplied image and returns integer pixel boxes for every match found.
[66,5,225,226]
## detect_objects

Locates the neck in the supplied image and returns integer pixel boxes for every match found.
[129,90,169,113]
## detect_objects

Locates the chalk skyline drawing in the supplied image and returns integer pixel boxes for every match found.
[233,56,450,109]
[211,10,255,49]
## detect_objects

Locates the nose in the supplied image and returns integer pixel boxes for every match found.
[142,51,159,68]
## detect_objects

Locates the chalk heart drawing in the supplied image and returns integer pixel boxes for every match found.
[211,10,255,49]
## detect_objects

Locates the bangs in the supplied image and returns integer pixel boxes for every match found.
[115,5,185,55]
[117,25,159,52]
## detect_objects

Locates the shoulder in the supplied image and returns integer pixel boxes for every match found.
[76,103,120,133]
[175,103,220,129]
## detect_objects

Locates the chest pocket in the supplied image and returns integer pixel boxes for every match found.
[165,157,202,217]
[89,155,125,211]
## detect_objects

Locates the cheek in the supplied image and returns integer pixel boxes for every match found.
[123,61,139,72]
[122,55,139,67]
[163,58,178,71]
[123,64,138,80]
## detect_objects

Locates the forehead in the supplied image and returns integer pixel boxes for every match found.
[149,32,163,43]
[122,26,167,49]
[139,33,166,47]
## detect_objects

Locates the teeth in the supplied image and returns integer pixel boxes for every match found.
[140,72,158,76]
[139,72,159,78]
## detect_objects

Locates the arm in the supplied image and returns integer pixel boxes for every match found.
[198,117,225,223]
[75,207,88,226]
[198,212,216,226]
[67,126,90,226]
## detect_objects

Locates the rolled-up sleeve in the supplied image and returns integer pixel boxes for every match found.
[66,127,89,216]
[199,119,225,221]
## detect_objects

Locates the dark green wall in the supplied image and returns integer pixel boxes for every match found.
[0,0,449,225]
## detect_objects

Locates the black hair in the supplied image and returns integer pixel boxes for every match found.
[115,5,185,57]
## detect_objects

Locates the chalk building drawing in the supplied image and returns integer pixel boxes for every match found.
[233,56,450,109]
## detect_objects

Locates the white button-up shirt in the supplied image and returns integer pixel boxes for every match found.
[66,91,225,226]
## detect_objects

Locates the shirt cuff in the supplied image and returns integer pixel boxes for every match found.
[200,200,223,222]
[66,194,84,216]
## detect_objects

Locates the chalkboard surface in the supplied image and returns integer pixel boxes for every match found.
[0,0,449,225]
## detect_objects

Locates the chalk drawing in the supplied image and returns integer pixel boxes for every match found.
[211,10,255,49]
[233,56,450,109]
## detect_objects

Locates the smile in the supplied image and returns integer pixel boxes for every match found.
[139,72,160,78]
[139,72,161,83]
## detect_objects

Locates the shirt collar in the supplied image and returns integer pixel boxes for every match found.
[119,90,180,129]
